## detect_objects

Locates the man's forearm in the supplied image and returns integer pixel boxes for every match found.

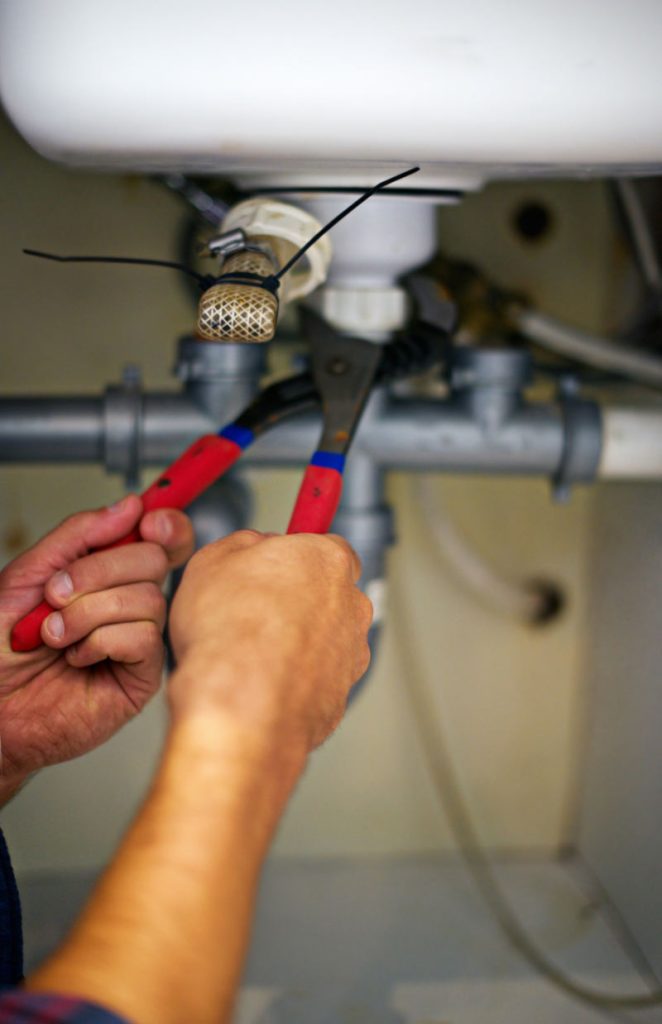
[26,660,307,1024]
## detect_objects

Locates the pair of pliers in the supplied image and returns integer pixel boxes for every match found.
[11,309,383,652]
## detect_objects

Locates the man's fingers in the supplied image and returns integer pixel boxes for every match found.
[212,529,266,554]
[41,582,167,649]
[356,589,374,631]
[44,543,169,608]
[323,534,363,584]
[2,495,143,590]
[258,533,362,583]
[139,509,195,569]
[184,529,266,577]
[65,620,164,679]
[41,509,194,612]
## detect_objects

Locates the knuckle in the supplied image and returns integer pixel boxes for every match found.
[61,508,94,532]
[151,590,167,623]
[323,536,354,569]
[68,553,105,595]
[68,550,113,596]
[184,545,212,579]
[358,643,372,677]
[71,632,99,663]
[229,529,264,549]
[141,620,164,650]
[358,594,374,630]
[145,543,169,578]
[186,546,206,571]
[188,529,262,571]
[64,643,81,666]
[144,579,165,606]
[106,589,127,620]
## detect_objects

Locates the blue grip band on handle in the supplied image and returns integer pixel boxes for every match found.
[219,424,255,449]
[310,450,346,473]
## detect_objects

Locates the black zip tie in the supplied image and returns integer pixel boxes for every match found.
[274,166,420,281]
[22,249,211,288]
[23,166,420,297]
[209,271,281,295]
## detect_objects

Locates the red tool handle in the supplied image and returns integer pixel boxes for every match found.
[287,464,344,535]
[10,434,243,653]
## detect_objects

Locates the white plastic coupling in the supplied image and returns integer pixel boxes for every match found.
[307,286,409,338]
[599,407,662,479]
[221,197,332,301]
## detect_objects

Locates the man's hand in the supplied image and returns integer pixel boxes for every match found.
[169,530,373,755]
[28,529,373,1024]
[0,495,194,794]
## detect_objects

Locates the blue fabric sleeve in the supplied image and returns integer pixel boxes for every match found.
[0,830,22,987]
[0,992,130,1023]
[0,831,130,1021]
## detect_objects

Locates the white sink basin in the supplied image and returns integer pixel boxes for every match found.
[1,0,661,189]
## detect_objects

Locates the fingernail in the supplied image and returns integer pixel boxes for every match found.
[154,511,173,544]
[50,571,73,600]
[107,495,130,515]
[45,612,65,640]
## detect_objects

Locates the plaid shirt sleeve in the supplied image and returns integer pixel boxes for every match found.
[0,830,130,1022]
[0,991,130,1023]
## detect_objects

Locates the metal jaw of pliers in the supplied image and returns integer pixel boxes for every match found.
[286,308,383,532]
[127,307,383,538]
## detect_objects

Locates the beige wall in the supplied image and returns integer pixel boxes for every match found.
[0,114,614,872]
[578,480,662,976]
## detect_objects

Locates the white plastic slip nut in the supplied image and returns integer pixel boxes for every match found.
[222,199,332,302]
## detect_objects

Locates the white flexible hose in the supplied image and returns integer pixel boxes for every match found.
[514,308,662,387]
[392,585,662,1012]
[616,179,662,297]
[415,477,549,624]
